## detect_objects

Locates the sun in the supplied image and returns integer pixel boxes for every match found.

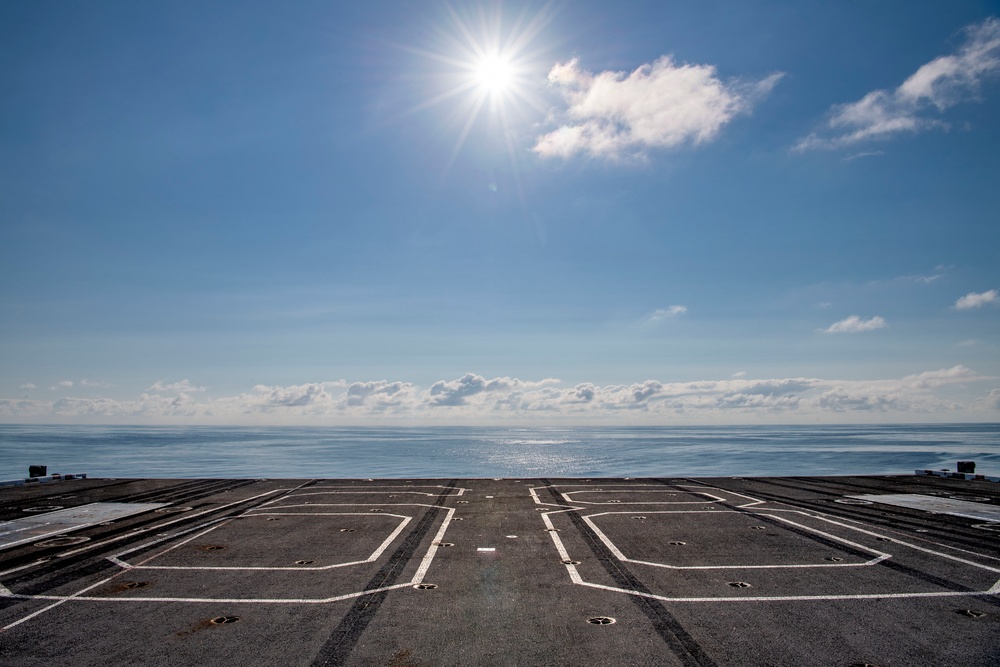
[473,54,514,95]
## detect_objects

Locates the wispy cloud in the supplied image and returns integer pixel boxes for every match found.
[649,305,687,320]
[796,18,1000,151]
[49,380,74,390]
[955,289,998,309]
[821,315,888,334]
[842,150,885,161]
[148,379,207,393]
[20,383,37,390]
[2,367,993,425]
[534,56,782,160]
[81,379,112,388]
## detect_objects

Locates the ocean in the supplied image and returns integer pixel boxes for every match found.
[0,423,998,480]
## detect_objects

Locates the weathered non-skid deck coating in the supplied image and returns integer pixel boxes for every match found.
[1,474,999,666]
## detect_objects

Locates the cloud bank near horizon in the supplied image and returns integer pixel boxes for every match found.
[2,367,995,425]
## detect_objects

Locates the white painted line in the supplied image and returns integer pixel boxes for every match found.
[477,547,496,552]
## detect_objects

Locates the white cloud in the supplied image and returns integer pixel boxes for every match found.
[1,367,994,425]
[49,380,74,390]
[821,315,888,334]
[796,18,1000,150]
[148,379,207,393]
[731,371,747,378]
[649,305,687,320]
[20,383,37,390]
[534,56,782,160]
[955,289,998,309]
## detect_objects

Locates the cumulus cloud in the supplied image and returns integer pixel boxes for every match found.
[649,305,687,320]
[49,380,74,390]
[533,56,782,160]
[821,315,888,334]
[955,289,998,309]
[20,383,37,390]
[0,367,993,425]
[796,18,1000,150]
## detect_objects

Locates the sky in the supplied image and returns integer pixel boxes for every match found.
[1,0,999,425]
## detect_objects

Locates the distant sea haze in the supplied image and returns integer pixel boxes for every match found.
[0,424,997,480]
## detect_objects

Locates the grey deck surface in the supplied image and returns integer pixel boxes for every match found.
[1,475,998,666]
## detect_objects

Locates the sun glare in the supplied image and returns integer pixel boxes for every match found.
[474,55,514,94]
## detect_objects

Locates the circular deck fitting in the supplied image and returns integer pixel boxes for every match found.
[824,557,844,562]
[728,581,752,588]
[210,616,240,625]
[295,560,315,565]
[562,559,581,565]
[587,617,616,625]
[24,506,63,513]
[33,536,90,548]
[155,507,192,513]
[956,609,987,618]
[414,583,437,590]
[339,528,356,532]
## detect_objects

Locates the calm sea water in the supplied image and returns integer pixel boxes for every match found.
[0,424,997,479]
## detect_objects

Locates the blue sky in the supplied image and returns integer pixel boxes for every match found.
[1,0,999,424]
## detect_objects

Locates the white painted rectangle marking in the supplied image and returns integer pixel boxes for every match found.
[849,494,1000,522]
[0,503,169,550]
[477,547,496,552]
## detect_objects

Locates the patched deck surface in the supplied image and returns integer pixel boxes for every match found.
[1,475,999,666]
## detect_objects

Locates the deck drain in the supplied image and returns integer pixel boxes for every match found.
[587,617,616,625]
[562,559,581,565]
[824,557,844,562]
[668,541,686,546]
[199,545,225,551]
[339,528,356,532]
[956,609,986,618]
[123,581,149,589]
[295,560,315,565]
[24,506,63,512]
[414,583,437,590]
[155,507,193,513]
[434,542,455,547]
[34,536,90,548]
[209,616,240,625]
[728,581,752,588]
